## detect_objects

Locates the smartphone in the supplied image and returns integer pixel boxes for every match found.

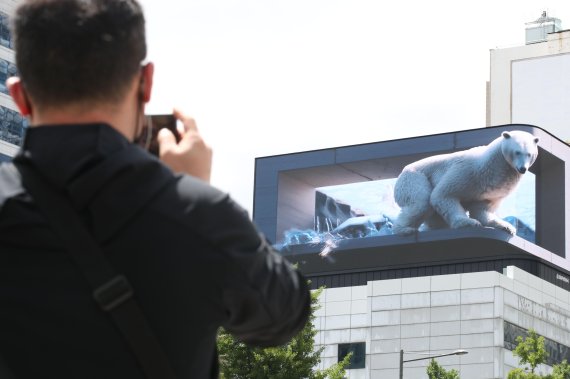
[136,114,180,156]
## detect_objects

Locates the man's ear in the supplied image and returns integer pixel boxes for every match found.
[140,62,154,103]
[7,77,32,116]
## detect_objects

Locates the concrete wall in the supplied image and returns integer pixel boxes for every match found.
[0,138,17,159]
[0,0,19,14]
[313,266,570,378]
[489,31,570,141]
[511,53,570,140]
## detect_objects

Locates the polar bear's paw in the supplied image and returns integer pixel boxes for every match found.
[487,219,516,235]
[450,217,482,230]
[392,224,417,236]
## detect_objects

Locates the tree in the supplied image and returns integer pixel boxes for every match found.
[506,329,570,379]
[217,286,351,379]
[512,329,549,375]
[507,368,545,379]
[552,360,570,379]
[505,329,570,379]
[426,358,460,379]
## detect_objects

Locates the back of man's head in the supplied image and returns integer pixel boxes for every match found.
[12,0,146,109]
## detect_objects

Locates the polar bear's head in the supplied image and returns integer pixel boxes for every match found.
[501,131,539,174]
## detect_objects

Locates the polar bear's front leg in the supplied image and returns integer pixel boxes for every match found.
[430,190,481,230]
[468,202,516,235]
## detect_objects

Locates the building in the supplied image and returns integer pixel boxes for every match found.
[313,266,570,378]
[253,125,570,378]
[488,12,570,142]
[0,0,26,161]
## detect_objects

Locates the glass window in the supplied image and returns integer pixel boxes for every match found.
[504,321,570,367]
[0,12,13,49]
[0,106,27,146]
[0,57,18,95]
[338,342,366,369]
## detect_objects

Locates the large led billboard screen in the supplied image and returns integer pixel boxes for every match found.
[253,125,570,278]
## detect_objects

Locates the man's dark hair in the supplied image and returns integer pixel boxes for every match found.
[12,0,146,107]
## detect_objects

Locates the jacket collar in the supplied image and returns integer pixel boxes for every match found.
[15,123,175,242]
[20,123,131,189]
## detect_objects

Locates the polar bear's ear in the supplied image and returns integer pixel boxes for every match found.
[534,137,539,144]
[502,132,512,139]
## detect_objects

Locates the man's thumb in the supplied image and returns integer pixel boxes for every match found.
[157,127,177,155]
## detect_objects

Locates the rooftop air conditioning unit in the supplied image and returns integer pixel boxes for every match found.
[525,11,562,44]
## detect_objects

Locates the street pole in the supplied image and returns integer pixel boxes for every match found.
[399,349,404,379]
[398,349,468,379]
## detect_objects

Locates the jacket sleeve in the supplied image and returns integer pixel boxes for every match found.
[200,188,311,347]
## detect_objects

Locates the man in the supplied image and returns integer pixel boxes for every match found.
[0,0,310,378]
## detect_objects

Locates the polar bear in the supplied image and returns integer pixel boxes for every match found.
[392,131,539,236]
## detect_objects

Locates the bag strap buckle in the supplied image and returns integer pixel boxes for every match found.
[93,275,133,311]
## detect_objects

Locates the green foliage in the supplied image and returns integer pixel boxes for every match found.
[506,329,570,378]
[319,352,352,379]
[507,360,570,379]
[426,359,460,379]
[552,360,570,379]
[507,368,547,379]
[218,286,350,379]
[513,329,549,374]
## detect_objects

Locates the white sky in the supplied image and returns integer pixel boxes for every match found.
[138,0,570,215]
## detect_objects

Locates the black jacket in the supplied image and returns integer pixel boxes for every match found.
[0,123,310,378]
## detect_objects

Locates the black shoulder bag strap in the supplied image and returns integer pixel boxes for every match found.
[14,161,177,379]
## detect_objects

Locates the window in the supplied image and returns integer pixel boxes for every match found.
[338,342,365,369]
[0,58,18,95]
[0,106,27,146]
[0,12,13,49]
[504,321,570,366]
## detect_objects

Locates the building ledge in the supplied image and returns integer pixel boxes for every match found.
[284,227,568,278]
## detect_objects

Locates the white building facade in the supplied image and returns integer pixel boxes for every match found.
[0,0,24,161]
[488,26,570,141]
[314,267,570,379]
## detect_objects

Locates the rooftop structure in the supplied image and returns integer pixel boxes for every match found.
[525,11,563,44]
[488,15,569,141]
